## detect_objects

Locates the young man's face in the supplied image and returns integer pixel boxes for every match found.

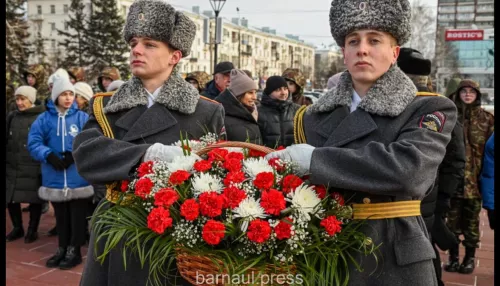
[342,30,400,86]
[459,87,478,104]
[57,91,75,110]
[27,74,36,87]
[101,77,113,90]
[129,37,182,79]
[270,86,289,101]
[286,81,297,94]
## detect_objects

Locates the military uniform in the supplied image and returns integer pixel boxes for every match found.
[67,67,86,83]
[185,71,211,94]
[282,68,309,106]
[23,64,50,102]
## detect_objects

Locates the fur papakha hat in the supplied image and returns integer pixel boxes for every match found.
[329,0,412,47]
[123,0,196,58]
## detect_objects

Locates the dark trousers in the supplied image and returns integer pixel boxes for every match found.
[432,241,444,286]
[52,199,89,248]
[447,198,482,248]
[7,203,42,231]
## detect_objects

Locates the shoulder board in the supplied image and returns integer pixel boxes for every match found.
[416,92,442,97]
[93,91,115,98]
[200,95,220,104]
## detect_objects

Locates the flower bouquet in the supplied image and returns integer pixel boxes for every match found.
[93,133,377,286]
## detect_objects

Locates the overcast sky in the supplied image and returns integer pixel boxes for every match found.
[169,0,438,49]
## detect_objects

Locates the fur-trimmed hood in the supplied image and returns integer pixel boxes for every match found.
[309,65,417,117]
[104,73,200,115]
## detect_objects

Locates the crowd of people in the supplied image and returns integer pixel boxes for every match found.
[5,0,494,285]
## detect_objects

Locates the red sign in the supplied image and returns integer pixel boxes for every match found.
[445,30,484,41]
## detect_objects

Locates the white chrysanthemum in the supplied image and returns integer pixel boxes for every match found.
[172,140,205,153]
[223,147,245,154]
[191,172,223,197]
[286,184,323,221]
[167,155,197,172]
[243,158,273,178]
[233,197,268,231]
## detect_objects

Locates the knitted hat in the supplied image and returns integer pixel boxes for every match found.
[107,80,125,92]
[264,76,288,95]
[74,82,94,101]
[397,48,431,76]
[47,68,70,87]
[123,0,196,58]
[51,75,75,102]
[228,69,257,97]
[14,86,37,104]
[329,0,412,47]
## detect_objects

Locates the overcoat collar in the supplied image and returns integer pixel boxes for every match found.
[104,73,200,115]
[309,65,417,117]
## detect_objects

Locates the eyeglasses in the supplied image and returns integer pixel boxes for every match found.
[459,91,477,96]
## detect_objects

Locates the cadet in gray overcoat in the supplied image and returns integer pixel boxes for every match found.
[266,1,458,285]
[73,1,225,285]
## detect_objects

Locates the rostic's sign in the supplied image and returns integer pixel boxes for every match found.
[445,30,484,41]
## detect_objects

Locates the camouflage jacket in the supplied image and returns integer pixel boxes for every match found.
[23,64,49,102]
[460,106,494,199]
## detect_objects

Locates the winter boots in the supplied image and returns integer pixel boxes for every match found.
[459,247,476,274]
[444,243,460,272]
[59,246,82,270]
[6,227,24,242]
[46,247,67,268]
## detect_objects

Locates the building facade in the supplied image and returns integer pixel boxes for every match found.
[435,0,494,101]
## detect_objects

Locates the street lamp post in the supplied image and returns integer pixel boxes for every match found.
[210,0,226,73]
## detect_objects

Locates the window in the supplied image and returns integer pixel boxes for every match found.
[64,4,69,13]
[37,5,42,14]
[50,5,55,14]
[64,22,69,31]
[51,22,56,31]
[456,5,474,12]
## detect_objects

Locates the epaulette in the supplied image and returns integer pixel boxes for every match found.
[200,95,220,104]
[416,92,442,97]
[93,91,115,98]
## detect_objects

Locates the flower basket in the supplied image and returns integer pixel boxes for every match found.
[93,134,378,286]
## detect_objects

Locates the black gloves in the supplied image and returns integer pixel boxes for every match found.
[47,153,66,171]
[62,151,75,168]
[487,209,495,230]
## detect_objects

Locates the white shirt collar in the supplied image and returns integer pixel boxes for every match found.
[350,90,362,113]
[144,87,162,108]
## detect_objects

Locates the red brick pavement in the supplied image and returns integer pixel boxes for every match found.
[6,204,494,285]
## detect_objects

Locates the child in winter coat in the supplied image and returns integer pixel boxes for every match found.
[28,75,93,270]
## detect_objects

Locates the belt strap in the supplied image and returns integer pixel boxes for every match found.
[352,200,421,219]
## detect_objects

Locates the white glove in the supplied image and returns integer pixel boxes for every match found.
[265,144,315,175]
[143,143,198,163]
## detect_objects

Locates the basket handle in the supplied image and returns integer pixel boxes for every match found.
[195,142,275,156]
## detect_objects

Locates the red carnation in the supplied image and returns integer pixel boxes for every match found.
[331,192,345,206]
[260,189,286,216]
[226,152,244,161]
[135,177,154,199]
[137,161,154,177]
[223,171,246,186]
[253,172,275,190]
[154,188,179,208]
[248,149,267,158]
[199,192,224,218]
[276,146,285,151]
[320,216,342,236]
[274,218,293,240]
[202,220,226,245]
[169,170,191,186]
[268,158,285,173]
[222,186,247,209]
[194,160,212,173]
[180,199,200,221]
[147,207,173,234]
[120,180,130,192]
[282,175,303,194]
[223,158,242,172]
[208,148,229,162]
[247,219,271,243]
[314,185,327,199]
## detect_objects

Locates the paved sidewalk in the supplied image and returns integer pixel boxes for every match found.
[6,204,494,285]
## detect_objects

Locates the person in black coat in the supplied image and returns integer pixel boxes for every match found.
[398,48,465,286]
[258,76,300,148]
[215,69,261,144]
[6,86,46,243]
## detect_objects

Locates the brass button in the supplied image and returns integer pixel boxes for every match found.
[363,197,371,204]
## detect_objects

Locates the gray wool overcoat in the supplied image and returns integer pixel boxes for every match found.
[73,74,225,286]
[303,66,457,286]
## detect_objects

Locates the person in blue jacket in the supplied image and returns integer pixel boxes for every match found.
[480,132,494,230]
[28,75,93,270]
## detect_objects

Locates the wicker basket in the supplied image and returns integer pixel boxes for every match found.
[176,248,296,286]
[195,141,274,156]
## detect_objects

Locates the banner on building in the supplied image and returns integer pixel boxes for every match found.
[445,30,484,41]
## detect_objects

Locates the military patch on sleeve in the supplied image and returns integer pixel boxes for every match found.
[419,111,446,132]
[219,125,227,138]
